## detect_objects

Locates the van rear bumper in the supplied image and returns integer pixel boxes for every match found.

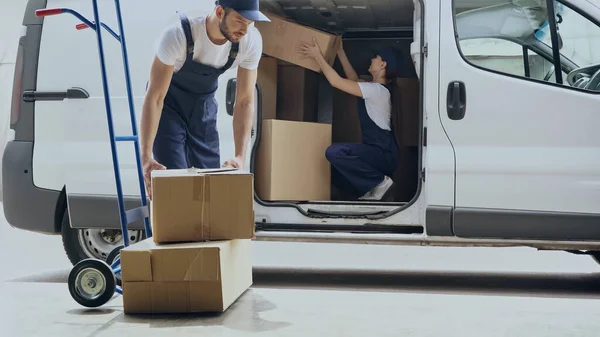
[2,141,60,234]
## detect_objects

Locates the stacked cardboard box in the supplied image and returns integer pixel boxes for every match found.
[119,168,255,315]
[253,13,343,202]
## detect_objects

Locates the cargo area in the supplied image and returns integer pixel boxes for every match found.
[251,0,422,206]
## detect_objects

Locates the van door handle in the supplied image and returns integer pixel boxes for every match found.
[22,87,89,102]
[446,81,466,120]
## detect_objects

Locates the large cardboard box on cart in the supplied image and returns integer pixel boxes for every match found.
[150,168,255,244]
[120,238,252,314]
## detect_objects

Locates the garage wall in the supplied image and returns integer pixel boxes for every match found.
[0,1,29,201]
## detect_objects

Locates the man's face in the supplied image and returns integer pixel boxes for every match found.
[218,7,254,43]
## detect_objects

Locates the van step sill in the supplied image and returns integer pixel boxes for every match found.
[256,223,423,235]
[306,208,388,218]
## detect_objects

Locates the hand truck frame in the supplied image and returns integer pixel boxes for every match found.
[36,0,152,308]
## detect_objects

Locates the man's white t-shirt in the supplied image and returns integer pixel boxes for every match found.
[155,16,263,72]
[357,82,392,131]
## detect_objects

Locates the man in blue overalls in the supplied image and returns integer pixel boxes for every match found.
[139,0,270,198]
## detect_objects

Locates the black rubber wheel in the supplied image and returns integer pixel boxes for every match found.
[68,259,116,308]
[61,208,92,266]
[106,245,124,287]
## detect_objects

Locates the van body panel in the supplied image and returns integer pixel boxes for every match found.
[2,0,59,234]
[438,0,600,216]
[454,207,600,241]
[3,141,59,234]
[421,0,456,209]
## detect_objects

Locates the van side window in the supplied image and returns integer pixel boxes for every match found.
[459,38,568,82]
[454,0,600,92]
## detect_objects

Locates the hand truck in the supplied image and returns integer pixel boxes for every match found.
[36,0,152,308]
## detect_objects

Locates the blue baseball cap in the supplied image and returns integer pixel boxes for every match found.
[216,0,271,22]
[378,47,403,77]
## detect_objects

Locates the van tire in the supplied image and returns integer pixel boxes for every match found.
[60,208,145,266]
[61,209,92,266]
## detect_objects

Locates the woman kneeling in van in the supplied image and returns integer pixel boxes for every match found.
[297,38,402,201]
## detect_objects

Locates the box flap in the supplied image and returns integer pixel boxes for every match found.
[151,167,249,179]
[121,250,152,282]
[121,239,227,282]
[152,247,221,282]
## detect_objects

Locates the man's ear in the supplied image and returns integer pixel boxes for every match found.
[216,5,225,19]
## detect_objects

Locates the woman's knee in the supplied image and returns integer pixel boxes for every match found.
[325,144,345,163]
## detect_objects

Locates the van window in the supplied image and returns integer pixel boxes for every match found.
[454,0,600,92]
[459,38,566,81]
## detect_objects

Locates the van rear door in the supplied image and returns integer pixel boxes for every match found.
[438,0,600,241]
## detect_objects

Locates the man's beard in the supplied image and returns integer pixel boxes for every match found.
[219,21,239,43]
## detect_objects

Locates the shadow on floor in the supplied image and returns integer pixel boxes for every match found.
[7,266,600,299]
[66,290,291,334]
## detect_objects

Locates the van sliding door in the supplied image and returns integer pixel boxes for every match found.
[438,0,600,240]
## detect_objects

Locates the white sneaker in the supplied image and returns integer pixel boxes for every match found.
[359,176,394,201]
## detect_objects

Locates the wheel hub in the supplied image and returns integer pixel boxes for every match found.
[75,268,106,300]
[78,228,143,261]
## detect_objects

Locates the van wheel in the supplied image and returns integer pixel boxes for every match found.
[60,208,144,266]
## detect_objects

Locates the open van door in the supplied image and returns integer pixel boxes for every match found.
[438,0,600,241]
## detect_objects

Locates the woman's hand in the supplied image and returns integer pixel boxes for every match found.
[297,38,324,60]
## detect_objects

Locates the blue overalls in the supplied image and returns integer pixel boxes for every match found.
[326,94,399,198]
[153,13,239,169]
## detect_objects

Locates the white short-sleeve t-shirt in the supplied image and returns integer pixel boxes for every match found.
[357,82,392,131]
[155,16,263,72]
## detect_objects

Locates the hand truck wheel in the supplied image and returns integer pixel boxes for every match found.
[68,259,116,308]
[106,245,123,287]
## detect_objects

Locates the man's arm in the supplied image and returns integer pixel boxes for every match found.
[140,56,174,160]
[230,66,257,163]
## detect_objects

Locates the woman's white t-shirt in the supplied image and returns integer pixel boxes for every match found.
[357,82,392,131]
[154,16,263,72]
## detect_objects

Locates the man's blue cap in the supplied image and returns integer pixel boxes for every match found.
[216,0,271,22]
[378,47,403,77]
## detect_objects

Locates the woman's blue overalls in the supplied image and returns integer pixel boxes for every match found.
[326,91,399,198]
[153,13,239,169]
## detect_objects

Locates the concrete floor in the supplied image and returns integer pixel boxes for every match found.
[3,204,600,336]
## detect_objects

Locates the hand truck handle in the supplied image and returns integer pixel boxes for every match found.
[35,8,64,17]
[76,23,90,30]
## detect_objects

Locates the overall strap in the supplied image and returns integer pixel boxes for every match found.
[220,42,240,71]
[178,11,195,55]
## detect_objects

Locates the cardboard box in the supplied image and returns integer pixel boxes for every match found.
[150,168,255,244]
[277,63,319,122]
[257,56,277,120]
[255,13,342,73]
[255,119,331,201]
[120,238,252,314]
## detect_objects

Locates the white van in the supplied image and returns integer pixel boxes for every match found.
[4,0,600,266]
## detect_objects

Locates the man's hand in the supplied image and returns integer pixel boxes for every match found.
[143,157,166,200]
[222,156,245,169]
